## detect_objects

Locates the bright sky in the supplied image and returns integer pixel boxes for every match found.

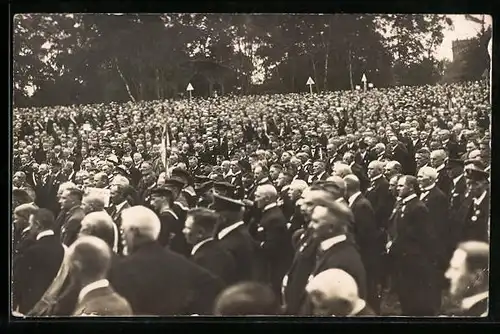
[436,14,492,61]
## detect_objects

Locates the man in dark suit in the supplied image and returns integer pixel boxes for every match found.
[149,185,190,256]
[431,149,453,197]
[211,193,265,285]
[306,161,328,185]
[253,184,293,296]
[286,179,308,233]
[12,209,65,314]
[417,166,449,270]
[365,161,395,291]
[452,160,490,244]
[443,241,488,317]
[343,152,369,192]
[298,199,367,315]
[305,268,376,316]
[344,174,381,314]
[67,236,132,316]
[108,180,132,255]
[387,135,411,175]
[448,159,467,217]
[387,175,441,316]
[13,203,38,256]
[183,208,236,286]
[56,187,85,247]
[110,205,223,315]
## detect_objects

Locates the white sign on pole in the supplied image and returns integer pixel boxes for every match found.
[361,74,367,82]
[86,187,111,207]
[186,83,194,100]
[368,83,374,88]
[355,85,361,90]
[306,77,315,94]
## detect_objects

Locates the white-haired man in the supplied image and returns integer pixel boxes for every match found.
[430,149,452,196]
[286,179,308,232]
[305,269,375,316]
[109,206,223,315]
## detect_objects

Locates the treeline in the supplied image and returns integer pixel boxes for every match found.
[13,14,490,107]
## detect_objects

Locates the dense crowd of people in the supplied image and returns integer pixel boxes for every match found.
[12,80,490,316]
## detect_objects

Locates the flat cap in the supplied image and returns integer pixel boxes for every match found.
[150,185,175,198]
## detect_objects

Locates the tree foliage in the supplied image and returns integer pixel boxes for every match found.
[13,13,474,107]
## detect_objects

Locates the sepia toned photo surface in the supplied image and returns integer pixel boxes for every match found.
[11,13,491,318]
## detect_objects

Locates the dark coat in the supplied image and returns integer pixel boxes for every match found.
[110,241,223,315]
[365,176,395,238]
[254,205,294,293]
[158,210,190,256]
[455,190,489,243]
[388,196,441,315]
[349,194,380,272]
[72,285,133,316]
[191,239,236,287]
[436,168,453,199]
[215,223,265,285]
[282,234,319,315]
[108,201,131,256]
[350,163,369,193]
[299,238,367,315]
[420,185,449,266]
[12,234,64,314]
[449,174,467,216]
[56,205,86,247]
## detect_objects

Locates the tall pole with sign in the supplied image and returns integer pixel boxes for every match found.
[361,73,367,93]
[306,77,315,95]
[186,83,194,100]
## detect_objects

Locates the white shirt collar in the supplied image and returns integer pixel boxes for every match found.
[402,193,417,204]
[263,202,278,212]
[462,291,488,310]
[36,229,54,241]
[349,161,355,167]
[370,174,382,182]
[320,234,347,252]
[317,171,326,179]
[115,200,128,213]
[22,226,31,234]
[191,238,213,256]
[78,279,110,303]
[474,190,487,206]
[421,184,435,192]
[349,299,367,316]
[258,177,269,185]
[436,164,445,172]
[348,192,362,207]
[453,173,463,185]
[218,221,245,240]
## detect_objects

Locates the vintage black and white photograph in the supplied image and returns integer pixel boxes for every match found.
[11,13,491,317]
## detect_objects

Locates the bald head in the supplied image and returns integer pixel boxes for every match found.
[288,179,308,201]
[332,163,352,178]
[111,175,130,187]
[79,211,115,249]
[81,193,106,214]
[325,176,346,198]
[306,269,360,316]
[68,235,112,281]
[343,174,360,195]
[430,149,447,168]
[121,206,161,254]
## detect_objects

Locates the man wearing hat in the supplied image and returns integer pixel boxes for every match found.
[211,193,264,286]
[194,176,214,208]
[450,160,490,244]
[171,167,197,209]
[149,185,190,256]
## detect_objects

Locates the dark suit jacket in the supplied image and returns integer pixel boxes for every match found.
[72,285,133,316]
[436,168,453,199]
[215,223,265,285]
[110,242,223,315]
[299,238,367,315]
[158,210,190,256]
[56,205,86,247]
[365,176,394,233]
[350,195,380,270]
[12,234,64,313]
[449,175,467,216]
[254,206,293,290]
[457,191,489,243]
[191,239,236,286]
[350,163,369,192]
[389,196,440,283]
[108,201,131,256]
[420,186,449,264]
